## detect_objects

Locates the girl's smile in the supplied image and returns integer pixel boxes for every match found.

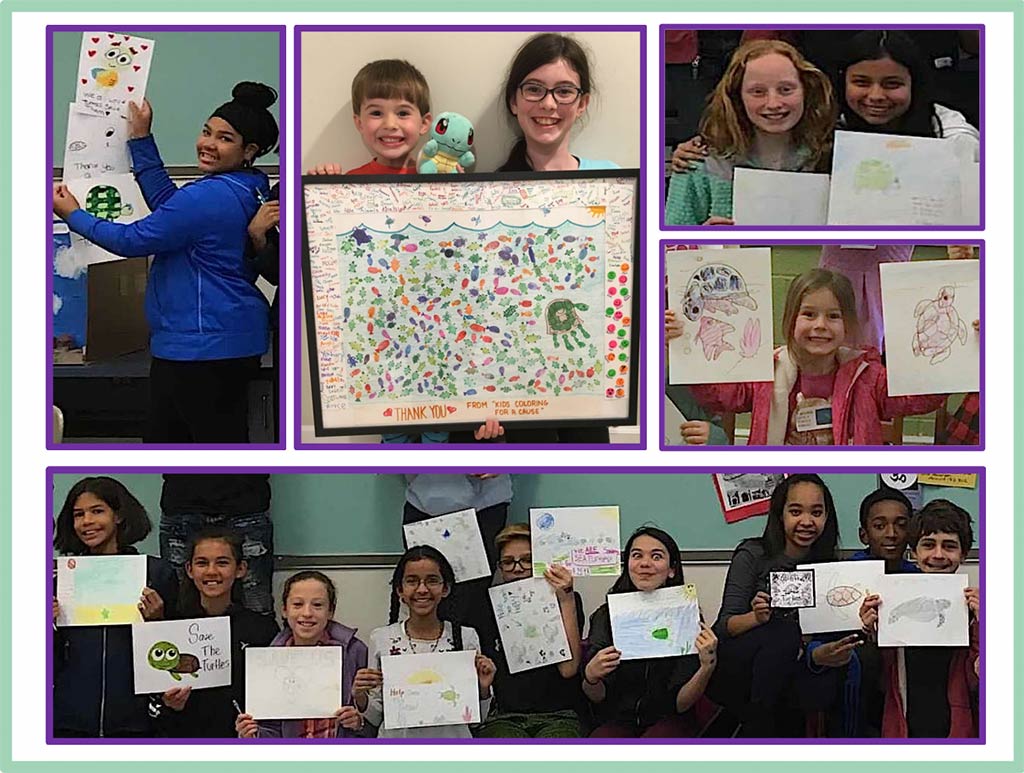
[196,117,253,174]
[399,558,449,615]
[72,492,120,554]
[782,482,827,555]
[284,578,333,644]
[845,56,912,128]
[186,539,245,602]
[741,53,805,136]
[793,287,846,361]
[511,59,589,155]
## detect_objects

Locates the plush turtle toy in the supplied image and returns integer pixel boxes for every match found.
[418,112,475,174]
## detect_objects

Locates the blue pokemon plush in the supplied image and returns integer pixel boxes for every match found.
[418,112,475,174]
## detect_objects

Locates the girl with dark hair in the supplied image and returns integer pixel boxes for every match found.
[52,81,281,443]
[582,526,718,737]
[498,32,617,173]
[359,546,497,738]
[235,571,368,739]
[708,474,844,737]
[158,528,277,738]
[52,477,178,737]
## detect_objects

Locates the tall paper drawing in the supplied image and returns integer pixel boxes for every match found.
[666,247,773,384]
[402,508,491,582]
[64,103,132,179]
[608,584,700,660]
[877,573,969,647]
[381,650,480,730]
[827,131,973,225]
[245,647,344,719]
[132,617,232,694]
[732,168,830,225]
[75,32,155,118]
[55,554,146,626]
[488,577,571,674]
[529,505,621,577]
[798,560,886,634]
[879,259,979,397]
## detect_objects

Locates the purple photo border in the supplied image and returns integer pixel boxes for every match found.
[45,25,288,452]
[658,239,985,452]
[657,24,985,232]
[292,25,647,451]
[44,464,986,747]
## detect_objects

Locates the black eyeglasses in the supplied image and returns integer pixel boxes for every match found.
[498,557,533,570]
[517,82,584,104]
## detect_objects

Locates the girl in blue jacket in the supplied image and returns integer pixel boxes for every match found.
[52,82,280,444]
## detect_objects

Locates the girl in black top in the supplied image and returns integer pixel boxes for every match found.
[583,526,718,737]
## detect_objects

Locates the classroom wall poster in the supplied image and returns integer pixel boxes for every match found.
[529,505,621,577]
[381,650,480,730]
[608,584,700,660]
[879,260,980,397]
[917,473,978,489]
[666,247,774,385]
[876,573,970,648]
[55,554,146,626]
[488,577,571,674]
[711,473,785,523]
[131,617,232,694]
[75,32,155,118]
[402,508,491,582]
[245,646,344,720]
[302,172,639,435]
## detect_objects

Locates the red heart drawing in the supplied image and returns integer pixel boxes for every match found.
[447,406,457,414]
[383,408,393,417]
[111,41,120,46]
[133,65,141,71]
[123,35,130,40]
[87,50,96,57]
[141,44,149,50]
[81,78,87,84]
[91,37,100,43]
[127,86,135,92]
[107,33,115,38]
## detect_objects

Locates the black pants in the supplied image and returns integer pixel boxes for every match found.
[145,356,258,444]
[402,501,509,633]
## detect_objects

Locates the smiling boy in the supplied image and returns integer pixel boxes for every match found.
[348,59,431,175]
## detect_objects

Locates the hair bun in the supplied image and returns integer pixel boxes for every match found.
[231,81,277,110]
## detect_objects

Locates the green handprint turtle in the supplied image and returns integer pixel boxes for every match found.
[85,184,134,221]
[545,298,590,350]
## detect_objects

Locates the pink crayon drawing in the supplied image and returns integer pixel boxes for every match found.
[694,316,735,361]
[739,318,761,359]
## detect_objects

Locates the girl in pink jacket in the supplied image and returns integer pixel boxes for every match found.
[691,269,949,445]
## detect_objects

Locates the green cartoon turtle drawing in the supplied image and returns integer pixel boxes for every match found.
[853,159,899,193]
[438,686,461,706]
[84,184,133,221]
[147,641,200,681]
[544,298,590,350]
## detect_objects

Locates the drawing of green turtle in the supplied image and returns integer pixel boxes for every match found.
[650,628,670,640]
[147,641,200,680]
[438,686,461,706]
[912,286,968,364]
[887,596,952,627]
[853,159,899,193]
[85,184,133,221]
[544,298,590,350]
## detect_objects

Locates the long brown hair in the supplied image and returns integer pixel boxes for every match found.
[700,39,836,171]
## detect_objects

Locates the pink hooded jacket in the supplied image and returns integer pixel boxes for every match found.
[691,346,947,445]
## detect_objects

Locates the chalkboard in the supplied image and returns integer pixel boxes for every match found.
[52,30,281,167]
[51,472,981,558]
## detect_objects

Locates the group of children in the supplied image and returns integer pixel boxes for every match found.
[664,30,979,225]
[53,474,980,740]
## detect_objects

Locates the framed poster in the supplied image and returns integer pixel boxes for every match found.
[302,170,640,436]
[711,473,785,523]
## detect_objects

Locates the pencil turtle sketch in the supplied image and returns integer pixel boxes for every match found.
[888,596,952,627]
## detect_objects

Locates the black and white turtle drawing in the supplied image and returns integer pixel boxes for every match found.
[84,184,133,221]
[887,596,952,627]
[682,264,758,321]
[544,298,590,350]
[912,286,968,364]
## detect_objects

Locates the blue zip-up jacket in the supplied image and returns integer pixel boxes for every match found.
[53,550,178,737]
[65,135,270,361]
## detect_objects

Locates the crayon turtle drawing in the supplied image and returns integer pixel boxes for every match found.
[912,286,968,365]
[681,264,757,321]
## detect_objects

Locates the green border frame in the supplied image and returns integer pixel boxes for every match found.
[1,0,1016,770]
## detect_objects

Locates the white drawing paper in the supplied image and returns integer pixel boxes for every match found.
[488,577,571,674]
[663,395,687,446]
[402,509,491,582]
[608,584,701,660]
[55,554,146,626]
[65,174,152,265]
[798,560,886,634]
[732,168,830,225]
[64,103,132,180]
[770,570,816,609]
[75,32,155,118]
[666,247,774,385]
[245,647,344,719]
[827,131,973,225]
[529,505,621,577]
[877,573,969,648]
[879,260,979,397]
[132,617,232,694]
[381,650,480,730]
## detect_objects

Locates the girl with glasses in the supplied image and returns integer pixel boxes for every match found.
[474,524,585,738]
[360,546,497,738]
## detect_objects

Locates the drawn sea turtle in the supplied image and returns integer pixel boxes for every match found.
[887,596,952,627]
[438,686,461,706]
[147,641,200,681]
[825,585,864,607]
[912,286,968,365]
[853,159,899,192]
[544,298,590,350]
[84,184,133,221]
[681,264,757,321]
